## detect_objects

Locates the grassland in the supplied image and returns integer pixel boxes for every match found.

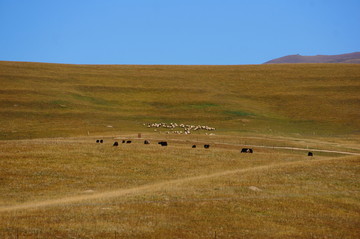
[0,136,359,238]
[0,61,359,238]
[0,61,359,139]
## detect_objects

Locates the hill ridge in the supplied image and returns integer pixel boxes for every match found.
[264,52,360,64]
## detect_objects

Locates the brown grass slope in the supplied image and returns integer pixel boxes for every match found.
[0,61,360,139]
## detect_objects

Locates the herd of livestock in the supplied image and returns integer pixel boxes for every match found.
[95,138,254,153]
[144,122,216,135]
[96,138,215,150]
[96,121,314,156]
[95,139,314,156]
[97,119,313,155]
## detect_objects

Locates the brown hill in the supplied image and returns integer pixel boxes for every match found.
[264,52,360,64]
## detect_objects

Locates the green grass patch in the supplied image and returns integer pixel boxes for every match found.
[187,103,219,109]
[70,93,115,106]
[225,110,255,117]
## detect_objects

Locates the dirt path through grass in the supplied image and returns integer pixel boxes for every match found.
[0,157,347,213]
[117,137,360,156]
[21,134,360,156]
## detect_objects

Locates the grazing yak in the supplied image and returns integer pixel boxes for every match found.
[241,148,253,153]
[126,140,132,144]
[308,152,313,156]
[122,140,126,143]
[96,140,100,143]
[204,144,210,149]
[192,145,196,148]
[100,140,103,143]
[113,142,119,146]
[158,141,168,146]
[144,140,150,144]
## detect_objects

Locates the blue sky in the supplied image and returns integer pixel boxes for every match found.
[0,0,359,64]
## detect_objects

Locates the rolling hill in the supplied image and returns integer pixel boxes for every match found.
[264,52,360,64]
[0,61,360,139]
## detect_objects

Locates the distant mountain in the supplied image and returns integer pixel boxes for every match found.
[264,52,360,64]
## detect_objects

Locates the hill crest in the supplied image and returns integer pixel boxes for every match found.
[264,52,360,64]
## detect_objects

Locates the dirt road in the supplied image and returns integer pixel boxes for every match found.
[0,157,348,213]
[134,137,360,156]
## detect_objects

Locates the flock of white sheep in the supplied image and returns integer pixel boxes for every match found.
[144,122,216,135]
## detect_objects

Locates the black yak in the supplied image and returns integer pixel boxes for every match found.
[241,148,253,153]
[158,141,168,146]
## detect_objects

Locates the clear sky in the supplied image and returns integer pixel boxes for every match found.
[0,0,359,65]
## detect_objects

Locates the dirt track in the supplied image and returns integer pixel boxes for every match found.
[26,135,360,156]
[0,157,347,213]
[120,137,360,156]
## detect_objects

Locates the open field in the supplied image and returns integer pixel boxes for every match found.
[0,62,359,238]
[0,134,359,238]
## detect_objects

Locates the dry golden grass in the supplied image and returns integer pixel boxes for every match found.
[0,135,359,238]
[0,135,313,205]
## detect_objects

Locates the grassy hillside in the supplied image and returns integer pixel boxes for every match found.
[0,61,359,139]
